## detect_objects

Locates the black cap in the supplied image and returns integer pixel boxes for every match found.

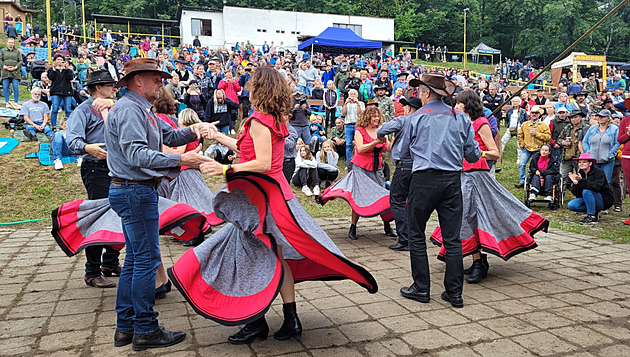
[84,69,116,86]
[399,96,422,109]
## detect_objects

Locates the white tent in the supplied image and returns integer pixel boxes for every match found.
[551,52,606,87]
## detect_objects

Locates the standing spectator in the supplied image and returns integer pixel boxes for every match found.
[283,123,298,183]
[20,88,53,140]
[392,72,408,93]
[373,85,395,122]
[316,139,339,187]
[205,89,239,134]
[501,97,528,155]
[139,36,151,57]
[290,88,312,144]
[548,107,571,159]
[238,63,253,118]
[323,80,339,131]
[0,37,22,108]
[146,43,158,59]
[482,83,503,112]
[516,105,551,187]
[582,109,620,183]
[555,93,571,112]
[217,69,241,133]
[6,21,17,39]
[340,89,364,162]
[321,64,335,87]
[304,61,318,96]
[47,54,74,128]
[558,111,588,191]
[358,70,374,102]
[374,68,393,96]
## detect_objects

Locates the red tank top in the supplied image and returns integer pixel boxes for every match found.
[236,112,294,200]
[463,117,490,171]
[351,126,386,171]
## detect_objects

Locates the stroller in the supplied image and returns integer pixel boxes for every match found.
[28,59,47,91]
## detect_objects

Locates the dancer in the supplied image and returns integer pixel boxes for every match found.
[430,90,547,286]
[105,58,212,350]
[377,96,422,251]
[318,105,396,240]
[168,66,377,345]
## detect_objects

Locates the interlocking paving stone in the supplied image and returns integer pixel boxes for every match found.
[0,220,627,356]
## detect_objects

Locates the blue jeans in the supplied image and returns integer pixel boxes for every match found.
[109,183,161,335]
[296,85,309,96]
[567,189,604,215]
[25,123,53,137]
[50,95,73,128]
[345,124,356,162]
[519,149,536,183]
[218,125,230,135]
[2,78,19,102]
[595,161,614,183]
[51,132,71,160]
[294,125,311,145]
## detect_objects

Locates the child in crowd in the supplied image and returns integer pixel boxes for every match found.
[315,139,339,188]
[309,114,326,152]
[292,146,320,196]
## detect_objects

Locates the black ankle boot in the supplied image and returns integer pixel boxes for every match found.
[466,259,488,284]
[384,222,397,237]
[228,316,269,345]
[273,302,302,341]
[183,236,204,247]
[348,224,357,240]
[464,254,489,275]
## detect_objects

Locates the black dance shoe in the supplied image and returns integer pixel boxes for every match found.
[400,284,430,303]
[228,316,269,345]
[132,327,186,351]
[389,242,409,251]
[441,291,464,308]
[183,236,204,247]
[466,259,488,284]
[273,302,302,341]
[464,254,488,274]
[383,222,397,237]
[348,224,357,240]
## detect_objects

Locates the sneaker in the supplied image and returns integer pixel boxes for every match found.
[514,182,524,188]
[614,206,622,212]
[230,129,236,135]
[313,185,320,196]
[528,193,537,201]
[54,158,63,170]
[544,196,553,201]
[76,157,83,168]
[301,185,313,196]
[580,214,598,224]
[600,210,609,215]
[623,217,630,225]
[22,129,37,141]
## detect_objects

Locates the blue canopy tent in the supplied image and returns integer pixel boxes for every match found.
[298,27,382,55]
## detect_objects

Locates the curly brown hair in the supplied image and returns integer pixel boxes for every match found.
[154,87,177,115]
[247,66,292,128]
[356,105,384,128]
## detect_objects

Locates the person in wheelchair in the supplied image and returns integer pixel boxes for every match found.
[528,144,560,201]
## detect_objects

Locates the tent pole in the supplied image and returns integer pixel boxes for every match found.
[311,44,313,61]
[489,0,630,119]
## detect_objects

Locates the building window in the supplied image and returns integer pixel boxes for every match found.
[276,30,285,34]
[192,18,212,37]
[333,23,362,37]
[257,28,267,33]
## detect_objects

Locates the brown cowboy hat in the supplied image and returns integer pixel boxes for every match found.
[410,73,455,97]
[366,99,379,107]
[115,58,171,88]
[625,97,630,111]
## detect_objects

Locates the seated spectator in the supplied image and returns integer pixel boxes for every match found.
[309,114,326,150]
[330,118,346,159]
[32,72,52,108]
[316,139,339,188]
[205,89,239,134]
[296,138,305,153]
[516,105,551,187]
[292,146,320,196]
[567,153,613,224]
[20,88,53,140]
[51,119,72,170]
[311,79,324,100]
[528,144,560,201]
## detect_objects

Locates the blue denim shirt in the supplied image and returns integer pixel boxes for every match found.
[104,89,195,180]
[399,99,482,172]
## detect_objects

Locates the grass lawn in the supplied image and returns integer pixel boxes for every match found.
[1,112,629,243]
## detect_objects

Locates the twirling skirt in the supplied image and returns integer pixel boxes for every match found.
[167,169,224,226]
[168,172,378,326]
[318,165,393,221]
[51,197,209,257]
[431,170,547,261]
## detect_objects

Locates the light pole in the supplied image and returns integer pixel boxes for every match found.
[46,0,52,64]
[463,8,470,69]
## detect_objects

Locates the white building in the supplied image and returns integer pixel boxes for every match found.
[178,6,395,53]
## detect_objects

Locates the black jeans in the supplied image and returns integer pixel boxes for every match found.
[282,158,295,184]
[292,167,320,186]
[81,160,119,278]
[317,168,339,182]
[325,107,336,132]
[407,170,463,294]
[391,162,412,244]
[530,174,555,195]
[612,160,623,207]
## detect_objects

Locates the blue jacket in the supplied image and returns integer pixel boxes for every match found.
[321,69,335,86]
[582,124,620,163]
[505,107,528,128]
[238,73,251,98]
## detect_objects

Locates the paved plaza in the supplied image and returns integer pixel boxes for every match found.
[1,217,629,357]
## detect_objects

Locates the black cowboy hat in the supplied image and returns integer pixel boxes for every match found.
[568,110,586,118]
[397,71,409,78]
[374,84,387,91]
[84,69,116,86]
[573,90,588,98]
[400,96,422,109]
[174,56,189,64]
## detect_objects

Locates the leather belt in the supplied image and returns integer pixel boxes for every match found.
[111,177,161,189]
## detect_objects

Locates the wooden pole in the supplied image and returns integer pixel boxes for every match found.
[81,0,86,43]
[46,0,52,63]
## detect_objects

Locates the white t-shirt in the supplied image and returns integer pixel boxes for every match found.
[509,110,519,128]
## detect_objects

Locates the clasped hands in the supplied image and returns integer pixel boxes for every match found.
[188,122,229,176]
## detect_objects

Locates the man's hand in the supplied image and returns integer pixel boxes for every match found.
[529,129,537,136]
[294,104,299,110]
[193,122,219,140]
[563,139,571,147]
[180,145,211,169]
[85,143,107,159]
[554,144,560,149]
[535,170,541,176]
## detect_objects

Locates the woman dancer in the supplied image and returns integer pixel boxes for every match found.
[431,90,548,284]
[168,66,377,345]
[318,106,396,240]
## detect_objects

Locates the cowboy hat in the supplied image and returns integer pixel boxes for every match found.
[115,58,171,88]
[174,56,189,64]
[573,90,587,99]
[366,99,379,107]
[573,153,597,163]
[568,110,586,118]
[374,84,387,91]
[531,105,545,114]
[399,96,422,109]
[411,73,456,97]
[625,97,630,111]
[596,109,612,117]
[84,69,116,86]
[556,106,568,113]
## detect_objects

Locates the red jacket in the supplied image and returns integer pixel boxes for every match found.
[617,115,630,157]
[218,79,241,103]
